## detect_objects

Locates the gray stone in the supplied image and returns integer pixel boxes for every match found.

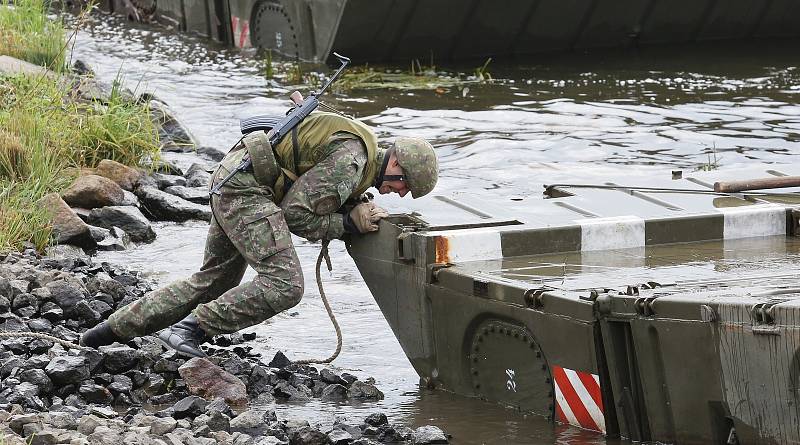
[19,368,53,394]
[172,395,208,419]
[164,185,210,204]
[120,189,140,207]
[291,426,329,445]
[79,383,113,405]
[88,406,117,418]
[196,146,225,162]
[88,225,111,242]
[45,280,85,314]
[320,368,347,385]
[185,164,212,188]
[412,426,448,445]
[347,381,383,401]
[320,384,348,402]
[74,300,102,325]
[363,414,387,427]
[108,374,133,394]
[273,381,311,401]
[150,416,178,435]
[87,206,155,243]
[229,410,274,436]
[45,356,89,385]
[99,345,139,373]
[151,172,187,189]
[328,428,353,445]
[134,186,211,222]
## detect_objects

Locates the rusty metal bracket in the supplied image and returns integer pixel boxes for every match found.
[429,263,450,284]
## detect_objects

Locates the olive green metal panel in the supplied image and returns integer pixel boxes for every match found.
[346,220,439,380]
[695,0,764,41]
[638,0,714,44]
[448,0,544,60]
[183,0,211,36]
[753,0,800,38]
[513,0,594,54]
[571,0,649,49]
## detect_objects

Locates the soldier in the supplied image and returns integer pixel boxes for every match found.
[80,111,438,358]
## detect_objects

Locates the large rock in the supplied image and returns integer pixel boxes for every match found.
[94,159,142,191]
[61,174,125,209]
[87,206,155,242]
[38,193,95,249]
[45,356,89,385]
[135,186,211,222]
[178,358,248,408]
[45,280,86,314]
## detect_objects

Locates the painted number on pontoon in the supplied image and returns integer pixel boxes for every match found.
[275,32,283,48]
[506,369,517,392]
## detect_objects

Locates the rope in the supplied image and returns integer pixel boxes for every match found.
[0,331,87,350]
[294,239,343,365]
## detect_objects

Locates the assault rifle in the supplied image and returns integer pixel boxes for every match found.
[209,52,351,196]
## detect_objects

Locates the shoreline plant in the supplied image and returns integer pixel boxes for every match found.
[0,0,161,252]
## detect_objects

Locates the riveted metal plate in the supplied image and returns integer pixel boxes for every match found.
[470,320,553,418]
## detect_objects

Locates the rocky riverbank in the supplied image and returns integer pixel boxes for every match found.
[1,57,449,444]
[0,249,449,445]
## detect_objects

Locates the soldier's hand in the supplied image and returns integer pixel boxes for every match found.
[349,202,389,233]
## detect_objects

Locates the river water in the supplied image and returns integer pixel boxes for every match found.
[70,12,800,445]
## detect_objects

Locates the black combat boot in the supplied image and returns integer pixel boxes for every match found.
[80,321,124,348]
[157,314,208,358]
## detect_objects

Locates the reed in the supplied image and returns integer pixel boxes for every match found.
[0,0,67,71]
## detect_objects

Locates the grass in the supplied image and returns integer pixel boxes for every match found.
[0,0,68,71]
[0,73,160,252]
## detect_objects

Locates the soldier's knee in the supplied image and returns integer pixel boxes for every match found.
[265,278,303,313]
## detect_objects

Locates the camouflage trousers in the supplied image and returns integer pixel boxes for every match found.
[108,168,304,338]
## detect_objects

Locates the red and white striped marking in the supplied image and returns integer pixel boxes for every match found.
[552,365,606,433]
[231,16,251,48]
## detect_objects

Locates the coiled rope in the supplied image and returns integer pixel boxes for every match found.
[295,240,343,365]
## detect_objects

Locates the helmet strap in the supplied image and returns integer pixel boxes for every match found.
[382,174,405,181]
[374,147,395,187]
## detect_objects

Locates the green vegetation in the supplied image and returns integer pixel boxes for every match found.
[0,0,68,71]
[0,1,160,252]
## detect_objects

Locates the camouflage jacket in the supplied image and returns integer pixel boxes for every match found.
[280,134,385,242]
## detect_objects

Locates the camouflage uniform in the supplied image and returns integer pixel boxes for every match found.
[108,135,381,337]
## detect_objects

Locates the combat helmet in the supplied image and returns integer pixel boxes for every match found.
[393,137,439,198]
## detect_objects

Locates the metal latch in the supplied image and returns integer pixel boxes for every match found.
[751,302,780,335]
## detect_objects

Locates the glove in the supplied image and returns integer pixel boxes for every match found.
[348,202,389,233]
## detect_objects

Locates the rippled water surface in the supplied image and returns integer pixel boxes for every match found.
[74,12,800,445]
